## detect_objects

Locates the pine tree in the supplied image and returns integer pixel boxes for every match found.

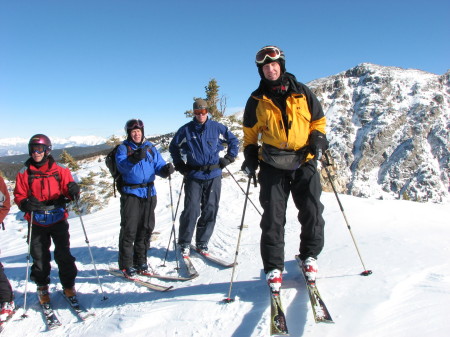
[205,79,221,119]
[59,150,80,171]
[184,79,227,120]
[106,135,122,147]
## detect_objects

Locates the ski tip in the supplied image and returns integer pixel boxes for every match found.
[222,297,234,303]
[361,270,373,276]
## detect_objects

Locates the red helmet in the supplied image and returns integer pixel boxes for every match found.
[28,134,52,156]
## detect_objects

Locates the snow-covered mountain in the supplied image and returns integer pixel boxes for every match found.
[308,63,449,203]
[1,63,448,203]
[0,136,107,157]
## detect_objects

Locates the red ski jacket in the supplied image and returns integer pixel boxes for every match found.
[14,156,75,224]
[0,176,10,224]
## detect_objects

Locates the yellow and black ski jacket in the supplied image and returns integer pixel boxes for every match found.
[243,72,326,161]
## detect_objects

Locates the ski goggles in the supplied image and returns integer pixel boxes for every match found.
[255,46,282,64]
[30,144,47,154]
[126,119,144,130]
[193,109,208,116]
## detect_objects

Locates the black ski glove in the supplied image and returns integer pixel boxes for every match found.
[129,146,149,164]
[241,144,259,176]
[160,163,175,178]
[174,161,189,175]
[308,131,329,160]
[67,182,80,200]
[20,196,44,213]
[219,154,235,169]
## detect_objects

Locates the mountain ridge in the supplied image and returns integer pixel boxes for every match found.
[1,63,448,203]
[308,62,449,203]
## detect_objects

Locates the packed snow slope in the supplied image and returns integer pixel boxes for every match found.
[1,158,449,337]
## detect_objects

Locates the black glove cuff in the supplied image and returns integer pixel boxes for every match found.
[224,154,235,163]
[244,144,259,160]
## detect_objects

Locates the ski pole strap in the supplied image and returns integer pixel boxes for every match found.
[322,152,332,166]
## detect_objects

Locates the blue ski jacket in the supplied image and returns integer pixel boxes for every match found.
[169,117,239,180]
[116,139,167,198]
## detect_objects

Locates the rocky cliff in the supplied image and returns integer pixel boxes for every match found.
[308,63,449,202]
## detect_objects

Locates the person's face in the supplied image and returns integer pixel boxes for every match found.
[130,129,143,143]
[262,61,281,81]
[30,144,45,162]
[194,109,208,124]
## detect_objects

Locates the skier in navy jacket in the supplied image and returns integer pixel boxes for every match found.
[169,99,239,256]
[116,119,174,276]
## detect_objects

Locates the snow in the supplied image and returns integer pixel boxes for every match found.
[1,157,450,337]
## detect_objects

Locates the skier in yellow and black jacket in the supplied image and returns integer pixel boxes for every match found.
[241,45,329,293]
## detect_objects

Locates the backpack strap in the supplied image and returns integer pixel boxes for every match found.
[27,167,61,196]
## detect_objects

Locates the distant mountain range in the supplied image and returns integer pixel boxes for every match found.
[1,63,448,203]
[0,135,108,158]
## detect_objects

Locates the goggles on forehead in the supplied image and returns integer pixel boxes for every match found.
[255,46,283,64]
[126,119,144,130]
[193,109,208,116]
[31,144,47,154]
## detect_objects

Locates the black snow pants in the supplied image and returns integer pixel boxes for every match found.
[30,220,78,288]
[118,193,157,270]
[258,160,325,273]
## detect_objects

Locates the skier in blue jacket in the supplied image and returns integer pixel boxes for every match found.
[169,99,239,256]
[116,118,174,276]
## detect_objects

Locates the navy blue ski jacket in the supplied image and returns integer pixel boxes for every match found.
[169,117,239,180]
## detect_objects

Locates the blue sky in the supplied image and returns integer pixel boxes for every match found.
[1,0,449,140]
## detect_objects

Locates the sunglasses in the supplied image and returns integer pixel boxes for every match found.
[194,109,208,116]
[255,47,282,64]
[31,145,46,154]
[126,119,144,130]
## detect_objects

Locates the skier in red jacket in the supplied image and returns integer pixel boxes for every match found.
[14,134,80,304]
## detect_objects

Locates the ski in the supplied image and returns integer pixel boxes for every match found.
[295,255,334,324]
[108,269,173,292]
[38,299,62,330]
[0,306,17,333]
[137,270,197,281]
[181,255,199,278]
[270,290,288,335]
[60,291,95,321]
[189,244,236,268]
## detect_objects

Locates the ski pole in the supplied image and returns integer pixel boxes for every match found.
[75,199,109,299]
[21,212,33,318]
[223,173,256,303]
[225,167,262,216]
[161,175,183,268]
[322,153,372,276]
